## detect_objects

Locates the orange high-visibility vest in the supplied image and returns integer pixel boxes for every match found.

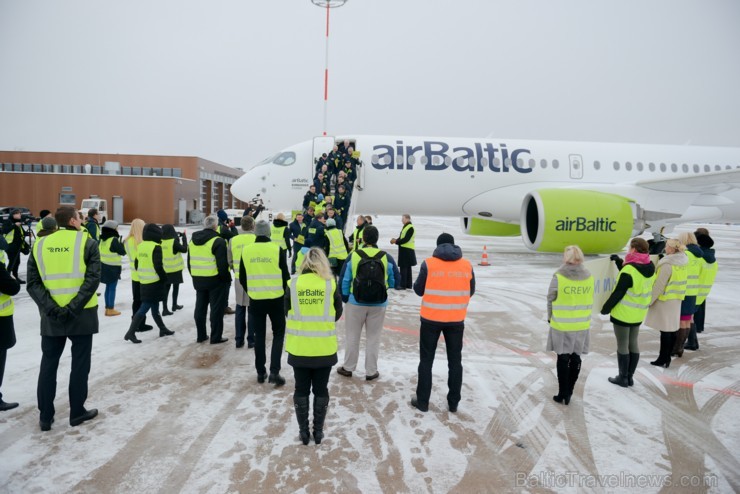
[420,257,473,323]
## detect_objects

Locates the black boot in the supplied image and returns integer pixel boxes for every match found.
[608,353,630,387]
[684,323,699,351]
[161,305,174,316]
[627,353,639,387]
[553,354,570,405]
[651,332,674,368]
[125,314,145,343]
[136,315,153,332]
[313,396,330,444]
[672,328,689,357]
[153,313,174,336]
[294,396,310,445]
[567,353,581,403]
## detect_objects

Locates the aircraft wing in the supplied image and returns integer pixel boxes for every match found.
[635,168,740,193]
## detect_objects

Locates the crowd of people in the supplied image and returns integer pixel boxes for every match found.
[0,196,721,446]
[546,229,718,405]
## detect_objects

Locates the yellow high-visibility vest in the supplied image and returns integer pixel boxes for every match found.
[124,237,140,282]
[696,261,718,305]
[285,273,337,357]
[136,241,161,285]
[161,238,184,274]
[685,250,702,296]
[188,238,218,277]
[100,238,122,266]
[657,262,687,302]
[399,223,415,250]
[271,225,288,250]
[326,229,348,260]
[242,242,284,300]
[610,264,655,323]
[229,233,256,272]
[551,274,594,331]
[32,229,98,309]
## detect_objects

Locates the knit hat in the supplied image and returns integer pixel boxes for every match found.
[326,218,336,228]
[217,209,229,222]
[318,194,324,201]
[695,233,714,249]
[102,220,118,230]
[39,209,51,218]
[436,233,455,246]
[255,220,271,237]
[41,216,58,231]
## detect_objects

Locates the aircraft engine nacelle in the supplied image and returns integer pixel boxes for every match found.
[460,217,521,237]
[520,189,643,254]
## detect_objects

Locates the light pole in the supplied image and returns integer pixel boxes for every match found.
[311,0,348,136]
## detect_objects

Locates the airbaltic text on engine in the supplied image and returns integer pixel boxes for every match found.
[372,141,532,173]
[554,217,617,232]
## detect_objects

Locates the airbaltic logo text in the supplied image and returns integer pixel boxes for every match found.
[555,217,617,232]
[372,140,532,173]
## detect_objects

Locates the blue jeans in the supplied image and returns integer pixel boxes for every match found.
[135,300,160,318]
[104,280,118,308]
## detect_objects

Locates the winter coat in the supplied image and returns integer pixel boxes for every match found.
[413,243,475,327]
[395,223,417,268]
[304,218,326,250]
[303,191,319,210]
[289,219,304,248]
[1,219,24,256]
[162,224,188,284]
[340,245,399,307]
[228,229,254,307]
[546,263,592,355]
[137,224,168,303]
[239,236,291,312]
[188,228,231,290]
[600,259,656,326]
[272,218,292,251]
[26,227,101,337]
[0,259,21,349]
[84,218,100,242]
[100,227,126,285]
[644,252,688,332]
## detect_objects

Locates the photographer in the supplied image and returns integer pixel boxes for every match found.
[1,209,28,283]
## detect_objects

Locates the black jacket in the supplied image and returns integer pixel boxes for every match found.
[137,224,168,302]
[413,243,476,328]
[601,259,656,325]
[162,225,188,283]
[27,227,101,337]
[396,223,417,267]
[1,219,24,254]
[289,219,304,248]
[0,259,21,349]
[239,236,290,311]
[272,218,292,251]
[303,191,319,210]
[100,226,126,284]
[284,273,343,369]
[188,228,231,290]
[305,219,326,250]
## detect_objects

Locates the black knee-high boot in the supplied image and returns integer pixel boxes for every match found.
[161,285,173,316]
[172,284,183,310]
[567,353,581,402]
[152,313,174,336]
[608,353,630,387]
[553,354,571,404]
[313,396,330,444]
[652,331,675,367]
[294,396,310,445]
[125,314,145,343]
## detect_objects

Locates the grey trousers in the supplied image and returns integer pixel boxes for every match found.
[341,304,386,375]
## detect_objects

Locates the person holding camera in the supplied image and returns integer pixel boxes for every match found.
[2,209,28,283]
[160,225,188,316]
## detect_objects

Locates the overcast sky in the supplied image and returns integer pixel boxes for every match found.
[1,0,739,169]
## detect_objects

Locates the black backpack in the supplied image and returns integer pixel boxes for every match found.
[352,250,388,303]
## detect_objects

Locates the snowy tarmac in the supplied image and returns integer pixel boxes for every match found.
[0,215,738,493]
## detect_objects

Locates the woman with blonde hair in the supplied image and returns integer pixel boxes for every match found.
[123,219,152,332]
[285,247,343,445]
[644,238,687,367]
[672,232,703,357]
[547,245,593,405]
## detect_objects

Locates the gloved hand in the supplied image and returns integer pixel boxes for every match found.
[609,254,621,262]
[49,306,74,323]
[600,306,609,315]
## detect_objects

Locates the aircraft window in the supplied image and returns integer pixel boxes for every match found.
[258,153,279,166]
[420,155,428,165]
[444,156,452,167]
[671,163,678,172]
[491,158,500,168]
[625,162,633,171]
[517,158,526,169]
[727,165,732,170]
[649,162,655,172]
[408,155,416,166]
[681,164,688,173]
[371,154,379,164]
[593,160,601,170]
[272,152,296,166]
[636,162,644,171]
[432,155,442,166]
[528,158,536,169]
[552,159,560,169]
[693,164,700,173]
[540,159,547,168]
[384,155,392,165]
[613,161,620,171]
[715,165,721,171]
[703,164,710,172]
[396,155,404,166]
[480,157,489,168]
[660,163,666,172]
[504,158,512,169]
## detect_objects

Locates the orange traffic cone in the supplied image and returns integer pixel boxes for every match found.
[479,245,491,266]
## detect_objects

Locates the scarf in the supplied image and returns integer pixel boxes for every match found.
[625,251,650,265]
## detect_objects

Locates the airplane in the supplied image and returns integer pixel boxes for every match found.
[230,135,740,254]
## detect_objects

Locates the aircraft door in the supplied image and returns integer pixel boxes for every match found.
[312,136,335,175]
[569,154,584,180]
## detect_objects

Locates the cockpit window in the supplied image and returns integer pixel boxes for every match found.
[273,152,296,166]
[258,153,279,166]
